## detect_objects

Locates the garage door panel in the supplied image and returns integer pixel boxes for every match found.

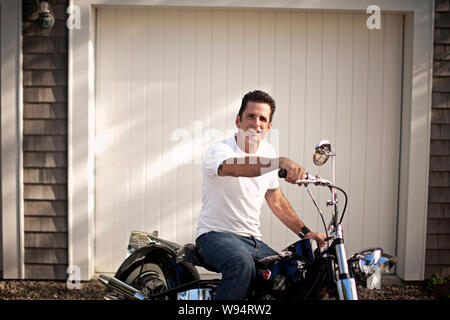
[226,11,244,128]
[304,13,324,243]
[160,9,179,245]
[278,12,307,247]
[363,22,384,250]
[194,11,213,246]
[129,9,148,239]
[210,11,228,134]
[95,8,115,272]
[322,13,338,144]
[336,13,354,247]
[258,12,276,242]
[258,11,275,103]
[243,11,259,90]
[95,8,403,272]
[272,12,292,248]
[177,10,196,246]
[347,13,369,252]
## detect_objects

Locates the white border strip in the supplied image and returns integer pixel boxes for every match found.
[69,0,434,280]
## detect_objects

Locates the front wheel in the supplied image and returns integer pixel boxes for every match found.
[125,263,169,299]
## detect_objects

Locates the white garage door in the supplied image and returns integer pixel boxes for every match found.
[94,7,404,273]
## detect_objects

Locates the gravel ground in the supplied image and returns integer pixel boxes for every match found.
[0,277,437,300]
[0,279,106,300]
[357,283,435,300]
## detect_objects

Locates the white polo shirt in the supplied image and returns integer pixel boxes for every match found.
[196,134,280,240]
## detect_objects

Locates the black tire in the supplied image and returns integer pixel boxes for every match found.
[125,263,169,299]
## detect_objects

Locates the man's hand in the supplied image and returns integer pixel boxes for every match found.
[304,232,327,247]
[279,157,307,185]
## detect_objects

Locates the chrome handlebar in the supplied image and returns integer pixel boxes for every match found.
[278,169,332,186]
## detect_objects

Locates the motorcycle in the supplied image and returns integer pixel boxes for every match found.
[98,140,397,300]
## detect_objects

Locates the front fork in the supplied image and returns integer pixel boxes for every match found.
[333,225,358,300]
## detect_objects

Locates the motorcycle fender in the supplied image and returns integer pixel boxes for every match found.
[114,244,200,285]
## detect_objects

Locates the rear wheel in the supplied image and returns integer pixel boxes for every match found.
[125,263,169,299]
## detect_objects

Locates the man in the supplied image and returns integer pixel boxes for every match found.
[196,90,326,300]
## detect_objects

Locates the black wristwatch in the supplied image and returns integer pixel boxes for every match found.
[298,226,312,239]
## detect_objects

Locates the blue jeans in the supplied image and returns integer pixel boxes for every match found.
[195,231,278,300]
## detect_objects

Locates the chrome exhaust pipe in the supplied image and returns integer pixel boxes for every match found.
[98,274,146,300]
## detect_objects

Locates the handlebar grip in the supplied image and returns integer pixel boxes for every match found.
[278,168,288,178]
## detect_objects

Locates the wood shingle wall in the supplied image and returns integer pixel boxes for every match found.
[22,0,68,279]
[426,0,450,278]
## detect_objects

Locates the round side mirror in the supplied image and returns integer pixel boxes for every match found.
[313,140,332,166]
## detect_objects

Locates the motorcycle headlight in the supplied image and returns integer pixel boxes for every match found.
[348,248,397,289]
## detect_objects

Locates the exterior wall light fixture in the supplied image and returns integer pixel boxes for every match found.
[37,0,55,29]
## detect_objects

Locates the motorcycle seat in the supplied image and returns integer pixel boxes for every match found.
[255,250,295,269]
[181,244,290,273]
[180,244,219,273]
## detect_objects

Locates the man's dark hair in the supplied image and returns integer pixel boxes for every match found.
[238,90,276,123]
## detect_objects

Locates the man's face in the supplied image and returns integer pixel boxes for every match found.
[235,101,273,144]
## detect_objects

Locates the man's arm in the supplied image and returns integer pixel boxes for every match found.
[218,157,277,177]
[265,187,326,245]
[218,157,306,184]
